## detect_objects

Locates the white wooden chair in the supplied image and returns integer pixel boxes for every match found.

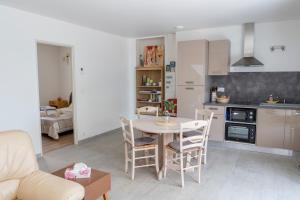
[183,109,214,164]
[120,117,159,180]
[136,106,159,138]
[163,120,209,188]
[136,106,159,119]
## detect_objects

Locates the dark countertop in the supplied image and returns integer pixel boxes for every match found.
[204,102,300,110]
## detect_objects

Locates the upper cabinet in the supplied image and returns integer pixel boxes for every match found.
[208,40,230,76]
[176,40,208,86]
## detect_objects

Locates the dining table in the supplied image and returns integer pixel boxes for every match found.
[132,116,195,179]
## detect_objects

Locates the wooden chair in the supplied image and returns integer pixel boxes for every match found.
[183,109,214,164]
[164,120,209,188]
[120,117,159,180]
[136,106,159,138]
[136,106,159,119]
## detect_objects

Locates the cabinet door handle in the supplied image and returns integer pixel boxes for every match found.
[208,107,218,111]
[185,87,194,90]
[185,81,194,84]
[213,116,218,119]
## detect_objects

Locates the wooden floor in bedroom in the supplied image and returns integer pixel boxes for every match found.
[42,131,74,153]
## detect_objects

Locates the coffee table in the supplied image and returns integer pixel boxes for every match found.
[52,165,111,200]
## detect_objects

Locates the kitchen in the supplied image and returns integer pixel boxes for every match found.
[175,22,300,155]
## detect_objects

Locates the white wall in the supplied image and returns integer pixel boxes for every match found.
[59,46,73,101]
[0,5,129,154]
[176,19,300,72]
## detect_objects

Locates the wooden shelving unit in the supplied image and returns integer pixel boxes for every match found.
[135,37,165,114]
[136,66,164,112]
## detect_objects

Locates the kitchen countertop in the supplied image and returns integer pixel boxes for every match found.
[204,102,300,110]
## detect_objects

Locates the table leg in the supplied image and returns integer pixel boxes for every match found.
[103,193,108,200]
[158,133,174,180]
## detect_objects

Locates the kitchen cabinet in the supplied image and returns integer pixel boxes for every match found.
[208,40,230,76]
[257,108,300,150]
[285,110,300,151]
[257,109,285,148]
[177,86,205,118]
[176,40,208,86]
[204,105,225,142]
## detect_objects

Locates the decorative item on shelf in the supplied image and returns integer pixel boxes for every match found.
[144,45,164,67]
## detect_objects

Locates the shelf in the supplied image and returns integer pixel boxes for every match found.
[137,86,162,88]
[139,91,162,95]
[136,66,163,71]
[137,101,162,104]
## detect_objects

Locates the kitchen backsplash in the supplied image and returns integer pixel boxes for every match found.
[208,72,300,104]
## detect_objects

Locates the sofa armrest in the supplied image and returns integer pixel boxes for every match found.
[17,170,84,200]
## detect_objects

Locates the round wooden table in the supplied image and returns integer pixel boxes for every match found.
[132,117,194,179]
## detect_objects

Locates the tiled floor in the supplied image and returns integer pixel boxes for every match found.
[38,129,300,200]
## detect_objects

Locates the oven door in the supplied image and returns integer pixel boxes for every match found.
[225,123,256,144]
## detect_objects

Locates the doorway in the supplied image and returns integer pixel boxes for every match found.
[36,42,75,154]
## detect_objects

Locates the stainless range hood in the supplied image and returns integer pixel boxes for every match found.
[232,23,263,67]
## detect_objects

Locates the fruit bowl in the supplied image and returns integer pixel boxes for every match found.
[216,96,230,104]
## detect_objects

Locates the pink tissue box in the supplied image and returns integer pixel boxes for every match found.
[64,166,91,179]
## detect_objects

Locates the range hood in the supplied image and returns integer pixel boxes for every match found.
[232,23,263,67]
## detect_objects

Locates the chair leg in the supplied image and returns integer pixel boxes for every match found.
[131,150,135,180]
[203,143,208,165]
[197,150,202,184]
[186,152,192,169]
[180,153,184,188]
[124,144,128,173]
[155,146,159,176]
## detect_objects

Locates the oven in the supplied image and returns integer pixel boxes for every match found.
[225,107,257,144]
[225,123,256,144]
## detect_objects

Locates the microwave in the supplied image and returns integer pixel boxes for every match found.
[226,107,256,123]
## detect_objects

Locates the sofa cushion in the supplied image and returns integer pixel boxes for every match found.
[0,179,19,200]
[0,130,38,182]
[17,170,84,200]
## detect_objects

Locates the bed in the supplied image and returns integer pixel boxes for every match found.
[40,105,73,140]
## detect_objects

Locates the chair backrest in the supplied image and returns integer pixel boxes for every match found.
[179,120,209,152]
[120,117,135,146]
[136,106,159,119]
[0,130,38,182]
[195,109,214,137]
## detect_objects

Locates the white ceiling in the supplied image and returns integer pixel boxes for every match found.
[1,0,300,37]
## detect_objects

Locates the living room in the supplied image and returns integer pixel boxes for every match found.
[1,1,300,200]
